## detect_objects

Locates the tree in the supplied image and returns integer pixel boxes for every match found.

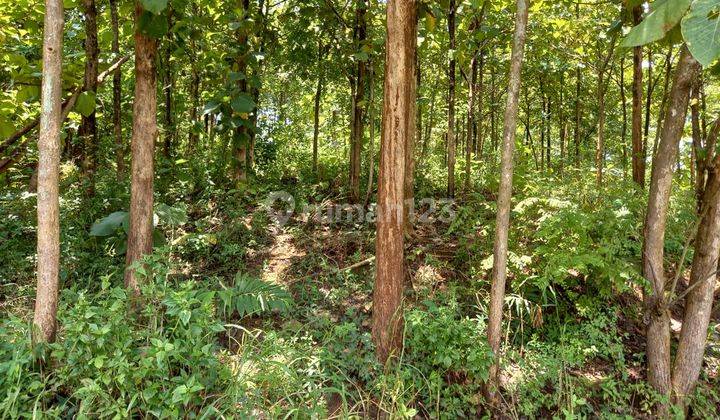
[485,0,529,404]
[349,0,368,203]
[110,0,124,180]
[446,0,456,198]
[33,0,64,344]
[125,2,160,295]
[80,0,99,195]
[630,4,644,188]
[641,45,700,414]
[371,0,415,365]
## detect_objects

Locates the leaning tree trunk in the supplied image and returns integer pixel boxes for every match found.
[642,45,700,415]
[110,0,124,180]
[125,2,159,296]
[33,0,64,344]
[485,0,529,405]
[371,0,415,365]
[80,0,98,195]
[446,0,456,198]
[631,5,644,188]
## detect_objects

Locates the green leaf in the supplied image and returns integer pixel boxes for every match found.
[681,0,720,67]
[90,211,128,236]
[231,94,255,114]
[76,91,96,117]
[0,118,15,138]
[138,11,168,38]
[621,0,692,47]
[201,100,221,116]
[141,0,168,15]
[155,203,188,225]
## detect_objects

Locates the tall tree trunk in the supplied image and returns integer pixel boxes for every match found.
[33,0,64,344]
[573,3,581,166]
[651,46,675,159]
[476,52,485,159]
[672,149,720,408]
[464,55,476,192]
[690,81,702,206]
[372,0,415,365]
[232,0,251,183]
[110,0,124,180]
[446,0,456,197]
[313,67,323,176]
[125,2,159,295]
[349,0,367,203]
[619,56,628,180]
[364,63,376,207]
[642,45,701,415]
[559,72,566,173]
[631,5,644,188]
[404,35,418,235]
[162,9,174,159]
[485,0,529,404]
[80,0,98,195]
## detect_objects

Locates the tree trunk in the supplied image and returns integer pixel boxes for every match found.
[162,7,175,160]
[642,45,700,414]
[446,0,456,198]
[110,0,124,180]
[80,0,98,195]
[232,0,250,183]
[349,0,367,203]
[690,80,703,207]
[33,0,64,344]
[372,0,415,365]
[619,56,628,180]
[573,3,581,166]
[364,63,376,207]
[631,5,644,188]
[651,46,675,159]
[404,36,418,235]
[125,2,159,295]
[464,55,476,192]
[672,151,720,408]
[313,70,323,176]
[485,0,529,404]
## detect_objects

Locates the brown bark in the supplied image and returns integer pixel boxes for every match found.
[232,0,250,183]
[33,0,64,344]
[631,6,644,188]
[110,0,124,180]
[80,0,99,195]
[313,71,323,176]
[349,0,367,203]
[371,0,415,365]
[642,45,701,413]
[486,0,529,404]
[446,0,456,198]
[690,81,703,207]
[404,38,417,235]
[672,152,720,406]
[125,2,159,295]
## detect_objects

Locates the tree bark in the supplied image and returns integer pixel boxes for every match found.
[33,0,64,344]
[110,0,124,180]
[371,0,415,365]
[672,152,720,407]
[349,0,367,203]
[446,0,456,198]
[313,67,323,176]
[631,5,644,188]
[619,56,628,180]
[485,0,529,404]
[642,45,700,414]
[80,0,99,195]
[232,0,250,183]
[125,2,159,295]
[404,34,417,235]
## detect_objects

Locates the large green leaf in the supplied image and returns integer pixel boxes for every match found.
[621,0,692,47]
[90,211,128,236]
[141,0,168,15]
[230,94,255,114]
[76,91,96,117]
[682,0,720,67]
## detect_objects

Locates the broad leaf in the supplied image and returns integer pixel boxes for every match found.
[231,94,255,114]
[90,211,128,236]
[621,0,692,47]
[141,0,168,15]
[76,91,96,117]
[138,11,168,38]
[682,0,720,67]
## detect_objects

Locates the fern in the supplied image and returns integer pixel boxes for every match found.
[217,274,292,318]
